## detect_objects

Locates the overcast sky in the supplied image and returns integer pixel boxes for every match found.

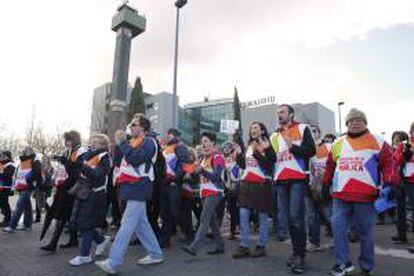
[0,0,413,141]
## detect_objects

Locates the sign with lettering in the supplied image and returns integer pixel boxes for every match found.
[241,96,276,109]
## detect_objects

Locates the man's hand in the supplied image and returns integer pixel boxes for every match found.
[114,130,127,146]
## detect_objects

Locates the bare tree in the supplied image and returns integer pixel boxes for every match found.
[25,116,66,156]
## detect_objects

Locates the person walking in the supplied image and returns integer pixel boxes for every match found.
[392,123,414,248]
[306,125,332,252]
[160,128,190,247]
[40,130,85,252]
[232,122,276,259]
[68,134,111,266]
[182,132,225,256]
[95,114,163,274]
[0,150,16,227]
[322,108,395,276]
[3,147,42,233]
[270,104,316,274]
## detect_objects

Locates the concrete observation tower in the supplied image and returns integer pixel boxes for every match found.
[108,1,146,140]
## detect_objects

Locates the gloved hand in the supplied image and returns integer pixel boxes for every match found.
[383,183,395,201]
[322,185,331,202]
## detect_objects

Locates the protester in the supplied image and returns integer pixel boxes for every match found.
[180,147,201,243]
[3,146,42,233]
[33,155,53,223]
[69,134,111,266]
[306,125,332,252]
[160,128,190,247]
[221,141,241,240]
[95,114,163,274]
[322,108,395,276]
[0,150,15,227]
[232,122,276,259]
[40,130,85,252]
[392,124,414,247]
[182,132,225,256]
[271,104,316,274]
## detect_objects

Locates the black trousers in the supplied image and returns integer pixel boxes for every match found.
[395,182,414,240]
[0,193,11,224]
[180,197,202,237]
[220,191,239,234]
[106,185,122,226]
[160,184,188,243]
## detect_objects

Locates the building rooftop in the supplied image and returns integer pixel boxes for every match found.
[184,97,233,109]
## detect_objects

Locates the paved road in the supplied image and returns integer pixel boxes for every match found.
[1,198,414,276]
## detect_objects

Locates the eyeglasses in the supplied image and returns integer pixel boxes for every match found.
[130,123,139,127]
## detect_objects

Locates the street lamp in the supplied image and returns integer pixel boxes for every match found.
[172,0,188,128]
[338,101,345,135]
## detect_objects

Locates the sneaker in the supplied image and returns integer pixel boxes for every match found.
[250,245,266,258]
[329,262,355,276]
[95,259,117,274]
[290,256,305,274]
[306,243,322,252]
[69,256,93,266]
[286,254,294,267]
[16,225,31,231]
[137,255,164,265]
[232,246,250,259]
[181,246,197,256]
[2,226,14,233]
[206,248,225,255]
[95,235,111,257]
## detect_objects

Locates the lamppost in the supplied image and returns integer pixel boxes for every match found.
[172,0,188,128]
[338,101,345,135]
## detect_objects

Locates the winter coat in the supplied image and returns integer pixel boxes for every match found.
[50,146,85,221]
[70,149,110,232]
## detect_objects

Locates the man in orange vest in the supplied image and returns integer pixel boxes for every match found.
[322,108,395,276]
[271,104,316,274]
[96,114,163,274]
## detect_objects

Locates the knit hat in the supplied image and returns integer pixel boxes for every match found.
[345,108,367,125]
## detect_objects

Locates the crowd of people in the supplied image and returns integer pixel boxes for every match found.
[0,105,413,276]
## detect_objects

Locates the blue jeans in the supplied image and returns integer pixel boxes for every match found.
[80,229,105,256]
[332,199,375,271]
[9,190,32,229]
[273,185,288,239]
[240,207,269,248]
[108,200,163,270]
[277,181,307,257]
[305,196,331,246]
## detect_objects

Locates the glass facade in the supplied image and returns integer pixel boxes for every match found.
[180,100,234,146]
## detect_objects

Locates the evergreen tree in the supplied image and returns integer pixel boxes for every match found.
[127,76,146,121]
[233,86,244,149]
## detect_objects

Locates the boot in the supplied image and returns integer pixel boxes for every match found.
[59,229,78,248]
[232,246,250,259]
[250,245,266,257]
[40,220,64,252]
